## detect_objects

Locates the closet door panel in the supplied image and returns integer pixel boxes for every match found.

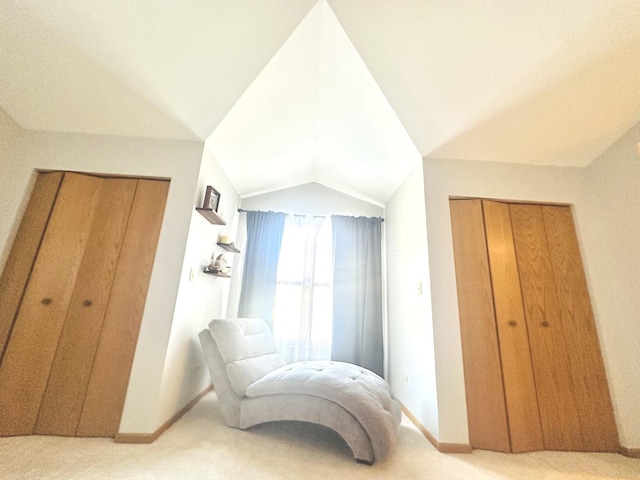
[0,172,63,358]
[35,178,138,436]
[542,206,618,450]
[449,199,510,452]
[510,204,583,450]
[0,173,102,435]
[482,201,544,452]
[78,179,169,436]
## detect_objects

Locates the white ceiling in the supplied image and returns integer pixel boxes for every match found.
[2,1,639,204]
[207,1,420,204]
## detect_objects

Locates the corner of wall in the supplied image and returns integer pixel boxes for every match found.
[155,144,242,429]
[385,161,440,439]
[576,122,640,449]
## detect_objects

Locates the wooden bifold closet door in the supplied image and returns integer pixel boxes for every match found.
[0,172,169,437]
[450,198,618,453]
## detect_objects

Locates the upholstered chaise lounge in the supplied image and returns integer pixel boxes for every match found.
[198,318,402,464]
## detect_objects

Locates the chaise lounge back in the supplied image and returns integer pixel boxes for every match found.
[198,318,402,464]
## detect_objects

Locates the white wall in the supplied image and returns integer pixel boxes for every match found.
[384,163,439,437]
[422,147,640,449]
[240,182,384,217]
[0,107,21,165]
[156,142,241,426]
[0,108,26,269]
[0,129,205,435]
[577,122,640,448]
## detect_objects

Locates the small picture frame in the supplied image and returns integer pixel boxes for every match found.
[203,186,221,212]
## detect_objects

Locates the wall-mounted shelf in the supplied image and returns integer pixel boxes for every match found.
[203,267,230,278]
[217,242,240,253]
[196,207,226,225]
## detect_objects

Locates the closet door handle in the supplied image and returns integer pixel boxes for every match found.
[41,298,52,305]
[541,321,550,327]
[83,300,93,307]
[508,320,517,327]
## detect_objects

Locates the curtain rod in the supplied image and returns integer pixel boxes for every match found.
[237,208,384,222]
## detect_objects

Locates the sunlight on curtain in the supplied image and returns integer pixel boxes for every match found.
[238,211,286,329]
[272,215,332,363]
[331,215,383,377]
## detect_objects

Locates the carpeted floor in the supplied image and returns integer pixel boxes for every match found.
[0,391,638,479]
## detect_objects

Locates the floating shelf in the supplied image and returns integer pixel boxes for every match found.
[196,208,226,225]
[217,242,240,253]
[203,268,230,278]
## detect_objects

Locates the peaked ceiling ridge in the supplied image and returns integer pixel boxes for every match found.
[314,0,421,160]
[208,0,420,205]
[206,0,323,176]
[308,0,343,177]
[309,0,325,170]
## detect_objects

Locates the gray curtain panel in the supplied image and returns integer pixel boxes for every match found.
[331,215,384,377]
[238,211,286,329]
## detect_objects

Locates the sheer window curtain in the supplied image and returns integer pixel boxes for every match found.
[237,211,384,374]
[331,215,384,377]
[272,215,332,363]
[238,211,286,330]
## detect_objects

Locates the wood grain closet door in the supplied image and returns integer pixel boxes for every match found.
[0,173,169,439]
[510,204,584,450]
[482,200,544,452]
[0,173,103,436]
[0,172,63,359]
[451,199,618,453]
[449,199,510,452]
[77,179,169,437]
[34,178,138,435]
[541,206,618,451]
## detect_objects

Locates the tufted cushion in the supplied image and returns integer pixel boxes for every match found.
[246,361,401,459]
[227,353,286,396]
[209,318,279,363]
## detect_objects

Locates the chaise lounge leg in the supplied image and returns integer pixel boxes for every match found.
[356,458,374,465]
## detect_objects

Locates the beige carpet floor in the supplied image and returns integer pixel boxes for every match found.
[0,391,638,479]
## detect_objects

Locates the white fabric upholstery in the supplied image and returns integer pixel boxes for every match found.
[199,318,401,464]
[246,361,401,460]
[227,353,286,396]
[210,318,279,363]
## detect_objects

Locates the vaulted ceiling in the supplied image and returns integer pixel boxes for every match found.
[2,1,639,204]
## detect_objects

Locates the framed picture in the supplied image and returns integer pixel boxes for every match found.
[203,186,221,212]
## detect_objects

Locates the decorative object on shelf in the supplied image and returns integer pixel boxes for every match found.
[214,254,231,274]
[217,234,240,253]
[196,185,225,225]
[203,186,221,212]
[204,254,231,277]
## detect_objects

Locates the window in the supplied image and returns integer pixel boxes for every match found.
[272,215,332,362]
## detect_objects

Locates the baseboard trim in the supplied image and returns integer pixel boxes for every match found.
[115,385,213,444]
[399,403,640,457]
[619,446,640,458]
[399,402,472,454]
